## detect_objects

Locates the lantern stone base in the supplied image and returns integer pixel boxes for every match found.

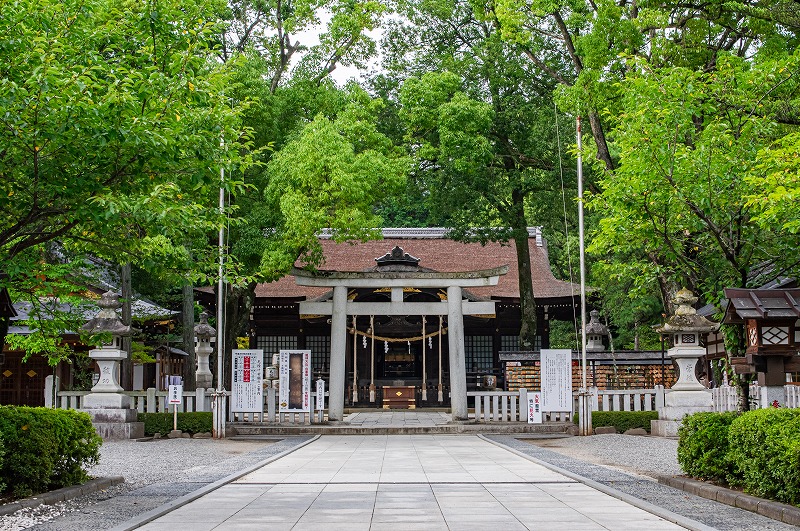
[81,406,144,440]
[651,389,712,437]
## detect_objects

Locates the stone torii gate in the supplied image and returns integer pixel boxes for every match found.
[293,265,508,421]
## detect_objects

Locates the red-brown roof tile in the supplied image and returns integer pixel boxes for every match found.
[255,233,579,301]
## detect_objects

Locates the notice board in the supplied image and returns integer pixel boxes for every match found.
[231,349,264,412]
[279,350,311,413]
[540,349,572,412]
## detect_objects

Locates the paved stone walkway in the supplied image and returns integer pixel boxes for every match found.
[132,435,694,530]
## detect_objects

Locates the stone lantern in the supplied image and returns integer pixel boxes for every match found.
[80,291,144,439]
[723,288,800,406]
[651,288,717,437]
[585,309,609,352]
[194,312,216,389]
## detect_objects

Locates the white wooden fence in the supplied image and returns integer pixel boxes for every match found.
[49,383,325,425]
[468,389,571,422]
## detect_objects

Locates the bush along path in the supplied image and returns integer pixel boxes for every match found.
[0,406,102,500]
[487,434,798,531]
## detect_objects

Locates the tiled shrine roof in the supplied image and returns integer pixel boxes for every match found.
[251,228,580,302]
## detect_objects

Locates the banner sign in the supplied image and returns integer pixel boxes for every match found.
[279,350,311,413]
[231,349,264,412]
[527,392,542,424]
[316,379,325,411]
[541,349,572,412]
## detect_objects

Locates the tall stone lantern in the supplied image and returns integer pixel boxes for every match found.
[585,309,609,352]
[194,312,216,389]
[651,288,718,437]
[81,291,144,439]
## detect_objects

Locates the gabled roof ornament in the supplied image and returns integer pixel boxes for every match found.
[375,246,420,268]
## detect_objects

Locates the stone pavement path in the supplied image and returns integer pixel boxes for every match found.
[131,435,694,530]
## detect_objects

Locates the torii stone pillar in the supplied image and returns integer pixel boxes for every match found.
[447,285,468,420]
[329,285,348,421]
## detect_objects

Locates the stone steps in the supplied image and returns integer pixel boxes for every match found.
[227,421,574,436]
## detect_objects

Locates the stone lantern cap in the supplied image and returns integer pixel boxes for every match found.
[655,288,718,334]
[585,309,609,336]
[81,291,138,336]
[194,311,216,341]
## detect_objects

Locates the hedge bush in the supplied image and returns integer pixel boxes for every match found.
[726,408,800,505]
[138,412,212,435]
[677,412,738,482]
[0,406,102,498]
[574,411,659,433]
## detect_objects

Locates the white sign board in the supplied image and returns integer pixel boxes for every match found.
[527,392,542,424]
[279,350,312,413]
[541,349,572,412]
[316,379,325,411]
[231,349,264,412]
[168,384,183,405]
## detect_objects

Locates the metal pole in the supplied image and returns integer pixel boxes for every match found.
[577,116,591,436]
[213,148,227,439]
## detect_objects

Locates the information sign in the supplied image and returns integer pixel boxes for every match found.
[279,350,311,413]
[527,392,542,424]
[168,384,183,405]
[231,349,264,412]
[541,349,572,412]
[316,378,325,411]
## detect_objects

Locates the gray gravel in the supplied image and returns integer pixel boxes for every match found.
[487,434,799,531]
[0,436,313,531]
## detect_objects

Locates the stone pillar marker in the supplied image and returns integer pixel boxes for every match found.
[651,288,717,437]
[194,312,215,389]
[447,285,468,421]
[80,291,144,440]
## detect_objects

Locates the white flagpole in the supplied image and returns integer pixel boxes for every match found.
[576,116,592,436]
[213,143,227,438]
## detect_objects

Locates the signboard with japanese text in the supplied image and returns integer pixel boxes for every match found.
[541,349,572,412]
[316,379,325,411]
[231,349,264,412]
[527,392,542,424]
[168,384,183,405]
[279,350,311,413]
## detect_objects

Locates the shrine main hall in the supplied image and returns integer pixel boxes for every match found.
[234,228,582,420]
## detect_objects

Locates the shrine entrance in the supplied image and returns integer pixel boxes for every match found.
[294,246,507,422]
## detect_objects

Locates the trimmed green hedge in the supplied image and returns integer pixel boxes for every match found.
[574,411,659,433]
[0,406,102,498]
[138,412,212,435]
[679,409,800,506]
[677,411,738,482]
[727,408,800,505]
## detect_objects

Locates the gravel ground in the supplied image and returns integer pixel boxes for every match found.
[487,434,799,531]
[0,436,313,531]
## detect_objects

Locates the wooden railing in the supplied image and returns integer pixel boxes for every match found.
[588,386,666,412]
[467,389,571,422]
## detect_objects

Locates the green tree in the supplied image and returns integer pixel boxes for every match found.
[0,0,251,358]
[386,0,575,347]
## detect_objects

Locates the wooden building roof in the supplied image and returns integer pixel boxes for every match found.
[254,228,580,302]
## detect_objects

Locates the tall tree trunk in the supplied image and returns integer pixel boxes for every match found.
[120,262,133,391]
[182,281,196,389]
[511,189,537,349]
[221,281,257,389]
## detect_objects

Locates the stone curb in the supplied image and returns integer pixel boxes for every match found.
[658,475,800,526]
[0,476,125,516]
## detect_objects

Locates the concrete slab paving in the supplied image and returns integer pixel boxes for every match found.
[132,434,699,530]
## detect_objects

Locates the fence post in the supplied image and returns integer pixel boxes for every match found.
[655,385,665,411]
[44,375,60,408]
[589,387,599,412]
[519,388,527,422]
[146,387,156,413]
